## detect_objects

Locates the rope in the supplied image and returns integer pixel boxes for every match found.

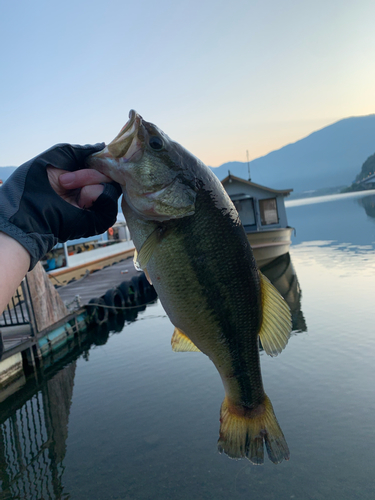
[50,274,65,286]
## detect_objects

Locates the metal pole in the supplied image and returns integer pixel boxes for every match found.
[63,242,69,268]
[247,150,251,181]
[21,277,37,337]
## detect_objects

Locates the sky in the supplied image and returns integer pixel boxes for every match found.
[1,0,375,168]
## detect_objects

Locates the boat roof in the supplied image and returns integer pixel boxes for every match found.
[221,173,293,196]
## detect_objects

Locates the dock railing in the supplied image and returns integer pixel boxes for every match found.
[0,278,36,336]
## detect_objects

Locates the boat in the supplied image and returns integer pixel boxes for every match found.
[221,173,294,266]
[45,219,135,285]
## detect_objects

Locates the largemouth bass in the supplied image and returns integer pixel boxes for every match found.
[88,110,291,464]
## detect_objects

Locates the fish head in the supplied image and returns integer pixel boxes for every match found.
[89,110,198,221]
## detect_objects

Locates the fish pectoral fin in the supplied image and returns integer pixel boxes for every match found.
[133,249,141,271]
[133,250,153,284]
[259,272,292,357]
[171,328,201,352]
[135,227,163,270]
[144,268,152,285]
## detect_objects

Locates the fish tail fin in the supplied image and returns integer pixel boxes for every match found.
[217,394,289,465]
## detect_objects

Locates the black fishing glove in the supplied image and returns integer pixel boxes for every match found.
[0,143,122,270]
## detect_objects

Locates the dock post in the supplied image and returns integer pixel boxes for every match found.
[25,263,68,333]
[27,345,40,382]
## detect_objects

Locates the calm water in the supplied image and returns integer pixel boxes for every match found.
[1,190,375,500]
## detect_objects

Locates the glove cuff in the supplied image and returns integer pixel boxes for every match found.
[0,216,57,271]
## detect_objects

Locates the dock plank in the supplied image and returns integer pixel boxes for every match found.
[2,325,32,352]
[57,258,141,306]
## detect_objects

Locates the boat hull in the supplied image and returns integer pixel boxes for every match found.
[48,242,135,285]
[247,227,293,267]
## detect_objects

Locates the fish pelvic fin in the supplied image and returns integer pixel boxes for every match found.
[171,328,201,352]
[218,394,290,465]
[259,272,292,357]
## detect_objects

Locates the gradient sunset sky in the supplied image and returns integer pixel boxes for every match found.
[1,0,375,168]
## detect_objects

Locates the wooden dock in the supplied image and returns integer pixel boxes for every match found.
[1,325,32,356]
[0,256,156,398]
[56,257,140,307]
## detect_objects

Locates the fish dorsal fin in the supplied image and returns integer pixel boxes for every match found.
[171,328,201,352]
[259,273,291,357]
[134,227,163,271]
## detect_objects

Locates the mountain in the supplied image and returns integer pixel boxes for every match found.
[354,152,375,182]
[0,167,17,183]
[210,115,375,194]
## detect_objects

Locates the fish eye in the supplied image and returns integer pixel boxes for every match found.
[149,136,164,151]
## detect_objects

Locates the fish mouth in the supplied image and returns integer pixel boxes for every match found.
[87,110,144,182]
[107,109,143,160]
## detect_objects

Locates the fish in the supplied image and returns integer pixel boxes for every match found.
[88,110,292,465]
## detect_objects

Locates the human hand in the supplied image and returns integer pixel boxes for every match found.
[49,167,114,209]
[0,143,122,270]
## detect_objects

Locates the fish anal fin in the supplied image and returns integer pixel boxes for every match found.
[259,272,292,357]
[171,328,201,352]
[218,394,290,465]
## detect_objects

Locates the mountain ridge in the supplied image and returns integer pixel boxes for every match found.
[209,114,375,193]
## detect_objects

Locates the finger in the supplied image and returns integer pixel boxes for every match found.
[78,184,105,209]
[47,166,82,206]
[59,169,112,189]
[47,166,65,195]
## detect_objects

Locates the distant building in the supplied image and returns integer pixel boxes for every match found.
[358,173,375,189]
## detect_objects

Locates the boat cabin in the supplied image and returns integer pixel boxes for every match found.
[221,173,292,233]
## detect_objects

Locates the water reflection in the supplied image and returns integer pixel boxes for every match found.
[0,300,152,499]
[358,193,375,220]
[0,364,74,499]
[260,253,307,333]
[286,190,375,248]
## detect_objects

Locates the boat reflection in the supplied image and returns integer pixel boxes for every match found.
[0,302,151,499]
[260,252,307,333]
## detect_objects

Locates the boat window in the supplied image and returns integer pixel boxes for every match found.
[259,198,279,225]
[233,198,256,226]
